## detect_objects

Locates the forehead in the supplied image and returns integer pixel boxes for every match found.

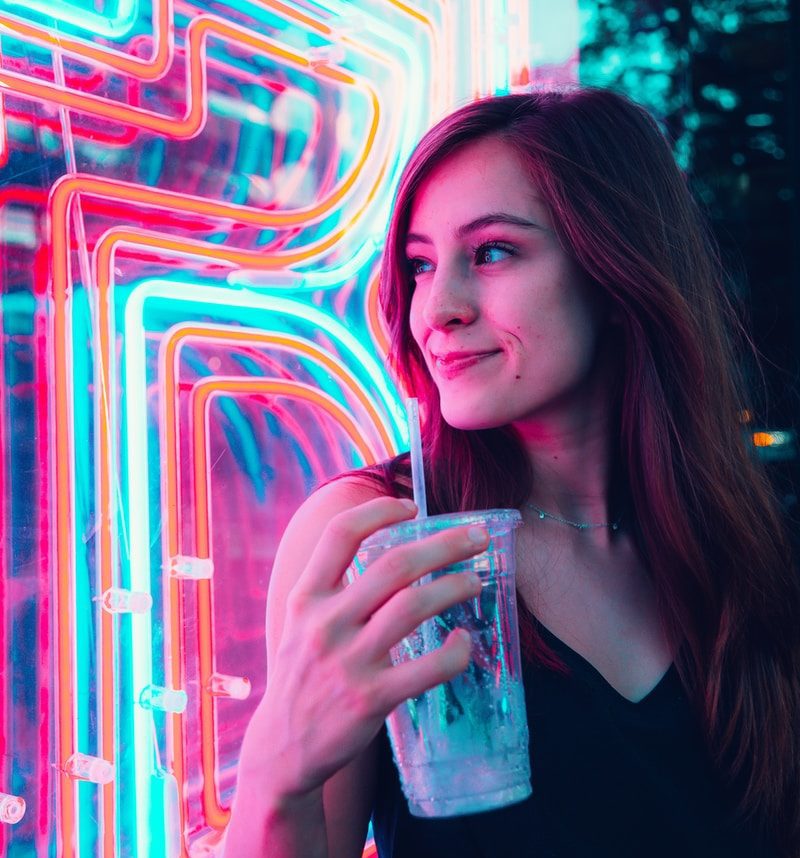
[407,136,544,229]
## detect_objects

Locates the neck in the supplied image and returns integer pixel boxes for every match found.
[515,418,613,516]
[511,366,619,541]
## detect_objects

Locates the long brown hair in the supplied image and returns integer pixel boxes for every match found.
[342,88,800,853]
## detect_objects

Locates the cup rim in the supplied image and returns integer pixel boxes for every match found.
[358,508,522,552]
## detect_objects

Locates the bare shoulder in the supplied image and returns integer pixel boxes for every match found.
[300,474,390,517]
[279,474,390,559]
[266,474,389,655]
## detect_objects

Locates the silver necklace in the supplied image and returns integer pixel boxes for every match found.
[526,503,621,532]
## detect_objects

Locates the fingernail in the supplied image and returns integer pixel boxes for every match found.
[467,526,488,544]
[400,499,417,512]
[468,573,482,589]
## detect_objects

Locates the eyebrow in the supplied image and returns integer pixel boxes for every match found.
[405,212,546,245]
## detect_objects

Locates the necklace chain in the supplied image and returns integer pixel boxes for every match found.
[526,503,621,532]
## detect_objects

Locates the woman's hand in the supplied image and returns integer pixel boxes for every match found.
[243,493,488,803]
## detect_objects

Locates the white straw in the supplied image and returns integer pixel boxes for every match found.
[405,397,428,518]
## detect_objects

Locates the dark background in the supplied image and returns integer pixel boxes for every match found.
[577,0,799,513]
[579,0,799,433]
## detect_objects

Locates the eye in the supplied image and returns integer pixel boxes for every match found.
[407,257,433,279]
[473,241,515,266]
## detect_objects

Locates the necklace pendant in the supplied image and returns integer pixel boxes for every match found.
[538,511,545,520]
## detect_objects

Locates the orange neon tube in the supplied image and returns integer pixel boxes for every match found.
[95,241,117,855]
[48,24,385,843]
[0,0,334,82]
[48,90,382,231]
[40,0,435,850]
[0,16,370,141]
[161,325,393,830]
[51,220,77,858]
[0,0,173,80]
[165,327,394,454]
[365,273,391,359]
[190,378,377,827]
[0,94,7,170]
[50,137,387,850]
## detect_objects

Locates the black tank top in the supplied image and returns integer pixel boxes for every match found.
[371,620,777,858]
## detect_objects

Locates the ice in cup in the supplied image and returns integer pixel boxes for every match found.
[350,509,530,817]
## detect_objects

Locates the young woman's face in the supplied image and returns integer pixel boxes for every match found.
[406,135,609,432]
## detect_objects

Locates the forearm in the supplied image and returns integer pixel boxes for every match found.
[224,777,328,858]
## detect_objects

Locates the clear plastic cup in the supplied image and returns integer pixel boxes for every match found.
[350,509,530,817]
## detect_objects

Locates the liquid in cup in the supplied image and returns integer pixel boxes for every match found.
[350,509,530,817]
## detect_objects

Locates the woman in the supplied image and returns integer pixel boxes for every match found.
[225,88,800,857]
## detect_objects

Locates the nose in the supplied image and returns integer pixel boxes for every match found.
[420,263,478,330]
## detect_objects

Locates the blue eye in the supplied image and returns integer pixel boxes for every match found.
[473,241,514,265]
[407,258,432,277]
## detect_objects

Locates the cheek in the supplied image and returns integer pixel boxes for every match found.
[408,293,425,346]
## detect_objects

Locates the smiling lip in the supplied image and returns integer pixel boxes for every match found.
[432,350,502,379]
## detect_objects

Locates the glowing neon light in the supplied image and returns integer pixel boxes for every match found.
[51,93,396,844]
[0,92,7,169]
[0,0,173,75]
[123,280,404,854]
[0,2,581,855]
[49,152,387,854]
[1,0,138,39]
[157,320,396,835]
[0,17,373,141]
[191,377,377,826]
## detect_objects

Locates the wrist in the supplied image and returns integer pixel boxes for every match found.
[235,761,323,813]
[236,700,321,800]
[226,778,326,858]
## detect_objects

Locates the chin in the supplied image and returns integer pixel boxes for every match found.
[440,402,508,432]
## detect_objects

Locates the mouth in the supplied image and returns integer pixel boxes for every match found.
[432,350,502,379]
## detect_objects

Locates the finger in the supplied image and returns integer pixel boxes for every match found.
[340,524,489,624]
[358,570,482,661]
[378,629,473,712]
[299,496,417,594]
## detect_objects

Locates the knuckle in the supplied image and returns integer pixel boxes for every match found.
[426,576,468,616]
[286,599,337,655]
[391,586,426,628]
[285,585,310,617]
[368,683,393,718]
[286,588,332,632]
[428,530,471,565]
[377,495,413,515]
[305,620,334,657]
[381,550,415,584]
[346,681,380,721]
[325,512,357,544]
